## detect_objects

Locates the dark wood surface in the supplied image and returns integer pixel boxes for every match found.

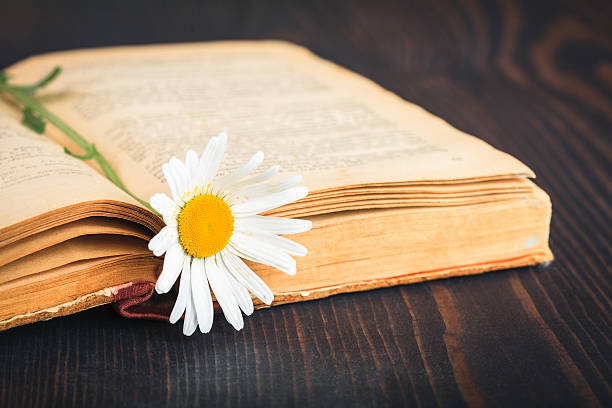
[1,0,611,406]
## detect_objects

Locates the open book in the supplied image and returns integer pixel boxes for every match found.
[0,41,552,330]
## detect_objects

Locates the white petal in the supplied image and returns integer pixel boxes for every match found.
[234,215,312,235]
[163,214,177,228]
[183,286,198,336]
[197,132,227,185]
[231,186,308,217]
[217,254,253,315]
[229,232,297,275]
[215,151,264,190]
[148,226,178,257]
[230,175,303,206]
[185,149,199,180]
[230,165,280,191]
[162,163,182,205]
[195,137,217,185]
[240,174,302,196]
[190,257,214,333]
[149,193,177,217]
[220,250,274,305]
[252,233,308,257]
[206,256,244,330]
[155,243,185,294]
[170,255,191,324]
[217,131,228,152]
[169,157,191,197]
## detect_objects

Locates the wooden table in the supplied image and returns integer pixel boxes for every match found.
[1,0,610,406]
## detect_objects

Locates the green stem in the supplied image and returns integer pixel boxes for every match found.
[0,81,156,213]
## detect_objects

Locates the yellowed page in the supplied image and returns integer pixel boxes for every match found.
[0,217,152,267]
[0,255,160,324]
[0,103,137,232]
[6,41,534,202]
[0,234,150,284]
[252,187,552,300]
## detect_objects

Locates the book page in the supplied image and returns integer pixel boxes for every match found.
[0,234,150,285]
[0,217,152,268]
[0,103,136,231]
[6,41,534,201]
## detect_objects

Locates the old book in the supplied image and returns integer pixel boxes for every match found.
[0,41,552,330]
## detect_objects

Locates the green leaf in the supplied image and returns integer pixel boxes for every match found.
[21,107,46,134]
[18,66,62,94]
[0,71,6,84]
[32,66,61,89]
[63,146,96,160]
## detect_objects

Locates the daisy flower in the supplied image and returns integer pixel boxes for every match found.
[148,132,311,335]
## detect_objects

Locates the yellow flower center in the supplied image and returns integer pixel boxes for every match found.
[177,194,234,258]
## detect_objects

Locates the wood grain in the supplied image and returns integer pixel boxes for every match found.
[0,0,610,406]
